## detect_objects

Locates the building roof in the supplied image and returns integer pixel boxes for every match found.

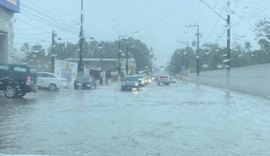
[65,58,135,62]
[0,0,20,12]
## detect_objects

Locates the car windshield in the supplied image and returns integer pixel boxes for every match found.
[124,76,138,81]
[136,75,144,79]
[1,0,270,156]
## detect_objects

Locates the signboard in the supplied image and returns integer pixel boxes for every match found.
[0,0,20,12]
[54,60,78,83]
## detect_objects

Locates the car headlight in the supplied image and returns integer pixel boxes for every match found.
[135,83,138,86]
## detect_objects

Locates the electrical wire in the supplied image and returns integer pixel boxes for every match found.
[190,0,202,24]
[15,16,51,33]
[205,10,224,42]
[22,2,79,30]
[194,3,205,24]
[200,0,226,21]
[185,0,197,25]
[20,7,77,35]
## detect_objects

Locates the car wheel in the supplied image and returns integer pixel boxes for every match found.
[49,84,57,91]
[5,84,17,98]
[16,92,26,98]
[16,86,26,98]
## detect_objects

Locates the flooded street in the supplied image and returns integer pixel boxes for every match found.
[1,82,270,156]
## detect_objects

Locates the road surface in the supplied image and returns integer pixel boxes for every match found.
[0,82,270,156]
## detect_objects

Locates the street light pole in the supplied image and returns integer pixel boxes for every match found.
[125,46,129,75]
[100,47,104,85]
[51,30,56,73]
[100,49,103,72]
[117,32,138,79]
[118,36,121,81]
[118,35,128,80]
[186,42,189,71]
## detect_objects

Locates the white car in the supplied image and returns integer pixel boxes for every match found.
[37,72,68,91]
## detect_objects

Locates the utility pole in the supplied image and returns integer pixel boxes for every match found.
[78,0,84,78]
[226,14,231,98]
[186,24,200,83]
[199,0,231,98]
[51,30,55,73]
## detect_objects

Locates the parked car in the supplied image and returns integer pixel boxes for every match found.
[157,75,170,86]
[121,76,139,91]
[36,72,68,91]
[0,64,38,98]
[74,76,97,90]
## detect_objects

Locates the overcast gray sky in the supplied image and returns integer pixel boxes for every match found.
[14,0,270,65]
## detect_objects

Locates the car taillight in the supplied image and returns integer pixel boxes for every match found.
[26,76,31,85]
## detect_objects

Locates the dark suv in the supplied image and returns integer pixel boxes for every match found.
[121,76,139,91]
[0,64,38,98]
[74,76,97,90]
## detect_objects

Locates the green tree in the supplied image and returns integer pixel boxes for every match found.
[119,37,153,72]
[24,44,49,71]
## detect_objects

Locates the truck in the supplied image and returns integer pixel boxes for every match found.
[157,75,170,86]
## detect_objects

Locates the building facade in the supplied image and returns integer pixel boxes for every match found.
[0,0,20,63]
[65,58,137,81]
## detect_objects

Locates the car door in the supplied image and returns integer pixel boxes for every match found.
[42,73,55,88]
[37,73,46,88]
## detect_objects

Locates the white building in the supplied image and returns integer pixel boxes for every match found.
[0,0,20,63]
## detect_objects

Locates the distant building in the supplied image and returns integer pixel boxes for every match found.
[65,58,136,81]
[0,0,20,63]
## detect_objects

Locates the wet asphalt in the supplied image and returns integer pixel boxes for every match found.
[0,82,270,156]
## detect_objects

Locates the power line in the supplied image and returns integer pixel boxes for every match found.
[185,0,197,25]
[190,0,202,24]
[194,3,205,24]
[15,16,50,33]
[205,13,222,42]
[199,0,226,21]
[20,7,77,35]
[22,2,79,30]
[15,32,49,36]
[216,29,227,44]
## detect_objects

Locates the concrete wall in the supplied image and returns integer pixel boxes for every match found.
[0,7,14,64]
[189,63,270,98]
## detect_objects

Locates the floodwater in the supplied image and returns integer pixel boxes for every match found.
[0,82,270,156]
